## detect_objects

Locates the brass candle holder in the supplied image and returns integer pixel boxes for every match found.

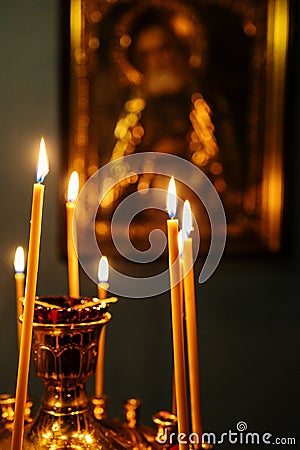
[0,296,114,449]
[0,296,211,449]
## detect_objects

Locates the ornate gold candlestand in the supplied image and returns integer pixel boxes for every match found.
[28,315,117,449]
[0,296,211,449]
[0,296,122,449]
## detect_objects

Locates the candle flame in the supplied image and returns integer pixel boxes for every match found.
[98,256,109,283]
[182,200,192,236]
[14,246,25,273]
[36,138,49,183]
[67,171,80,202]
[178,230,187,257]
[167,176,177,218]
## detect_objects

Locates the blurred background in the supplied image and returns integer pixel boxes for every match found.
[0,1,299,448]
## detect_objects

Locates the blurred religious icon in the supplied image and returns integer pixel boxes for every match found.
[95,2,242,241]
[67,0,289,255]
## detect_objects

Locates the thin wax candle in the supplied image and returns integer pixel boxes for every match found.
[95,256,109,399]
[66,171,80,297]
[11,138,49,450]
[167,177,189,450]
[14,246,25,351]
[182,200,202,446]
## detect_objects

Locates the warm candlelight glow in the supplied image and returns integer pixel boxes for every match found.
[97,255,109,299]
[14,246,26,353]
[98,256,109,284]
[178,230,187,258]
[36,138,49,183]
[66,171,80,298]
[96,255,109,399]
[167,176,177,218]
[67,171,79,203]
[14,246,25,273]
[182,200,192,236]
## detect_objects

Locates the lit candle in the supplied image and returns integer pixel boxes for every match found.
[166,177,189,449]
[182,200,202,447]
[171,230,186,416]
[66,171,80,297]
[95,256,109,398]
[11,138,49,450]
[97,256,109,300]
[14,246,25,351]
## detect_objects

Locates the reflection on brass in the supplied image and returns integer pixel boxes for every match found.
[92,396,107,421]
[152,410,177,446]
[98,402,178,450]
[123,398,141,428]
[73,296,118,309]
[68,0,288,254]
[0,395,32,433]
[34,299,62,309]
[201,444,214,450]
